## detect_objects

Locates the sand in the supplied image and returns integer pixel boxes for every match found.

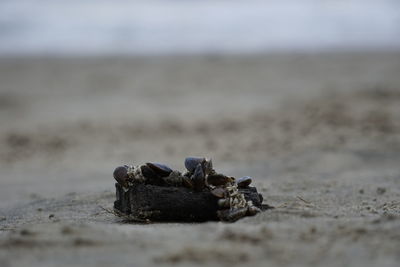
[0,52,400,267]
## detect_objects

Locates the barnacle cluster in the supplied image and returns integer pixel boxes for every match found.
[113,157,261,221]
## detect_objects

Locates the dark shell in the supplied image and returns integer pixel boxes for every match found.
[203,159,214,175]
[140,165,165,186]
[207,174,232,186]
[184,157,205,173]
[140,165,157,179]
[237,176,252,188]
[210,188,226,198]
[192,164,205,191]
[146,162,173,177]
[113,166,129,187]
[247,206,261,216]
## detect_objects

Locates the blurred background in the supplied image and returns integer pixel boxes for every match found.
[1,0,400,54]
[0,0,400,209]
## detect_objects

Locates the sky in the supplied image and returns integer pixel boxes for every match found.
[0,0,399,55]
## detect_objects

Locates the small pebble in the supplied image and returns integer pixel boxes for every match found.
[376,187,386,195]
[61,226,74,235]
[20,229,34,236]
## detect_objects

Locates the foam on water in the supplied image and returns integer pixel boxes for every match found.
[0,0,399,55]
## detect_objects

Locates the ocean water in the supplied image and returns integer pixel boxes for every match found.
[0,0,399,55]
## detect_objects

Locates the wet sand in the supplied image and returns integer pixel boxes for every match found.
[0,52,400,267]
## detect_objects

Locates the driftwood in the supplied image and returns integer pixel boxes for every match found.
[114,183,264,222]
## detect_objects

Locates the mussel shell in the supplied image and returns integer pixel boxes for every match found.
[184,157,205,173]
[140,165,157,179]
[211,188,226,198]
[237,176,252,188]
[203,159,213,175]
[192,164,205,191]
[140,165,165,186]
[113,166,129,187]
[207,174,232,186]
[247,206,261,216]
[146,162,173,177]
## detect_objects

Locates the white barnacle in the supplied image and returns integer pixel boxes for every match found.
[222,182,249,211]
[126,165,146,183]
[126,165,135,178]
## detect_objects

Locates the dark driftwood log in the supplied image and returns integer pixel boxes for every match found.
[114,183,264,222]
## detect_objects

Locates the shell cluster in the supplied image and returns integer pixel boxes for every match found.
[113,157,261,221]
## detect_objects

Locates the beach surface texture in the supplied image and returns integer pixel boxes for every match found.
[0,52,400,267]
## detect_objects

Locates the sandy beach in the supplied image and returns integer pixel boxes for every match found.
[0,52,400,267]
